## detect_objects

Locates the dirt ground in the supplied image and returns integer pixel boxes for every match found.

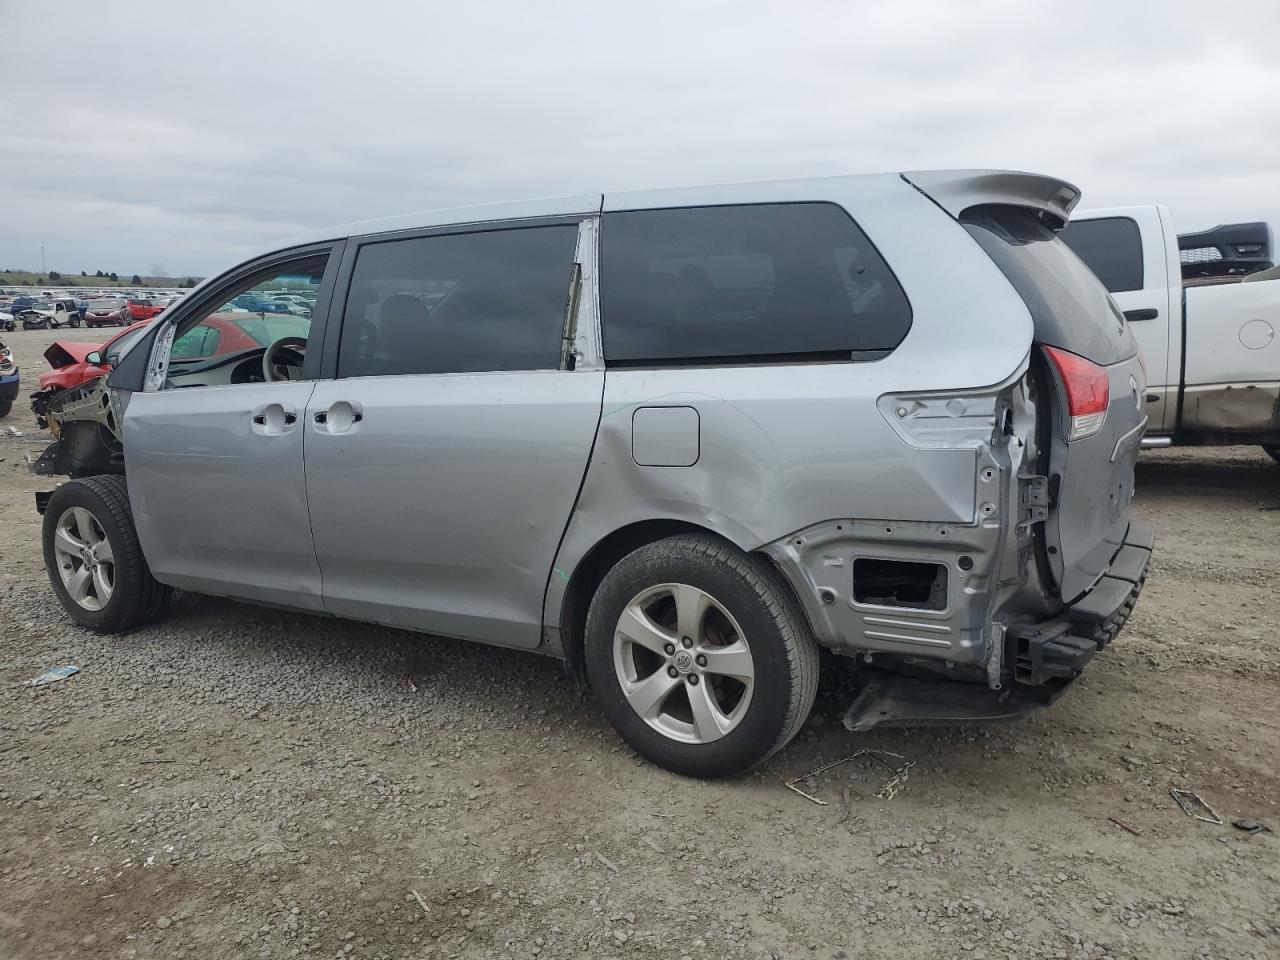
[1,326,1277,960]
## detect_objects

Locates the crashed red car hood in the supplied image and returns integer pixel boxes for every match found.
[43,340,102,369]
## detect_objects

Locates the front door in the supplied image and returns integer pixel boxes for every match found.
[304,218,603,648]
[1060,207,1180,432]
[122,247,339,609]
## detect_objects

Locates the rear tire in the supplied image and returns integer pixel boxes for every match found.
[42,475,171,632]
[0,399,11,418]
[1264,445,1280,463]
[584,534,819,778]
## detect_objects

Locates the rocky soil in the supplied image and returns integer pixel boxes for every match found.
[1,326,1277,959]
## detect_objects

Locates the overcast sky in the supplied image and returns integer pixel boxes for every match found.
[4,1,1277,278]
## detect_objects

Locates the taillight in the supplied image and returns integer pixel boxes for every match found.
[1043,345,1109,441]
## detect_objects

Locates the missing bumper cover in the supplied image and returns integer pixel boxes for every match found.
[853,558,947,611]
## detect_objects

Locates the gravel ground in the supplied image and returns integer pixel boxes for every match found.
[1,326,1278,959]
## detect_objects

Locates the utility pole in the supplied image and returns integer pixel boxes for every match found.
[41,245,46,274]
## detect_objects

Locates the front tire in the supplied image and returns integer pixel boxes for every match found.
[42,475,171,632]
[584,534,819,778]
[1264,444,1280,463]
[0,399,11,418]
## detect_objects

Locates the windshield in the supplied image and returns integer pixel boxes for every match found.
[93,298,126,309]
[231,314,311,345]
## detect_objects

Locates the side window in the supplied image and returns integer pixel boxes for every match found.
[1058,217,1144,293]
[599,202,911,364]
[170,322,221,360]
[163,253,328,388]
[336,224,579,377]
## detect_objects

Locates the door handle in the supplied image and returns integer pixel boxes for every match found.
[313,401,363,433]
[250,403,298,434]
[1123,308,1158,322]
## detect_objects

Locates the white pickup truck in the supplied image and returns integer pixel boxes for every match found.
[1061,208,1279,460]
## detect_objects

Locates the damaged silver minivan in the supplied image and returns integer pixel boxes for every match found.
[36,170,1152,778]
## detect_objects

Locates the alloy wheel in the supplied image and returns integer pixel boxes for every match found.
[52,506,115,611]
[612,583,755,744]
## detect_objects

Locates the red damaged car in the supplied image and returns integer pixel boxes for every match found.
[30,313,309,427]
[126,297,165,322]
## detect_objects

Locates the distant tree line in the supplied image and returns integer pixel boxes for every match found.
[2,268,201,286]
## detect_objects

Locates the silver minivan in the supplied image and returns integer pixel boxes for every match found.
[36,170,1153,777]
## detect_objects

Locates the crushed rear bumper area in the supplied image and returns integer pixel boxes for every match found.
[843,519,1154,731]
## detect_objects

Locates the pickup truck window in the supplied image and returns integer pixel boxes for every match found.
[1059,217,1144,293]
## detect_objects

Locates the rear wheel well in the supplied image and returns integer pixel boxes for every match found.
[557,521,817,683]
[558,520,720,681]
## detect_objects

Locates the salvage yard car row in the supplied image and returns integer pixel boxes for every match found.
[1,285,316,334]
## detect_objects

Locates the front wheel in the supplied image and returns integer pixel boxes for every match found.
[42,475,171,632]
[0,399,11,418]
[70,318,81,328]
[585,534,819,778]
[1264,445,1280,464]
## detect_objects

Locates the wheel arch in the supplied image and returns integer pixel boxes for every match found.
[551,518,812,682]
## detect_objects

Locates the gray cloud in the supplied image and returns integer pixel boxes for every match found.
[4,0,1278,277]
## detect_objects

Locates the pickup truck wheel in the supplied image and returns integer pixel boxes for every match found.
[584,534,819,779]
[1263,445,1280,464]
[42,475,171,633]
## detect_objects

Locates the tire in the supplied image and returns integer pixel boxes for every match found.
[1264,445,1280,464]
[42,475,171,632]
[0,399,11,418]
[584,534,819,778]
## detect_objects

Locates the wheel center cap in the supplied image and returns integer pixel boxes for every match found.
[672,650,694,673]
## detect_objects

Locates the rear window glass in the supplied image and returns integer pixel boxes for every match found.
[600,202,911,364]
[1059,217,1144,293]
[962,205,1134,366]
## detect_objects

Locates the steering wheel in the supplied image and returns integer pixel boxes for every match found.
[262,336,308,382]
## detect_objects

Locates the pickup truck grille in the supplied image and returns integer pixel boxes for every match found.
[1179,246,1223,264]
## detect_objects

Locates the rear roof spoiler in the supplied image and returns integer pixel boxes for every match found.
[902,170,1082,231]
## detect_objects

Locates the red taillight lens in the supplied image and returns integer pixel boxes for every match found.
[1043,345,1109,441]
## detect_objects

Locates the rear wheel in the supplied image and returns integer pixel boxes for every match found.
[585,534,819,778]
[0,399,11,418]
[42,475,171,632]
[1264,445,1280,463]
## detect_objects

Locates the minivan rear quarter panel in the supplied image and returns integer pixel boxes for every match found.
[544,175,1037,641]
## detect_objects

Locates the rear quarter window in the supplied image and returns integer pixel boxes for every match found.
[1058,217,1144,293]
[962,205,1135,366]
[600,202,911,364]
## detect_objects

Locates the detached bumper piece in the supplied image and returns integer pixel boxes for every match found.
[842,673,1062,732]
[1010,518,1154,686]
[842,520,1155,730]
